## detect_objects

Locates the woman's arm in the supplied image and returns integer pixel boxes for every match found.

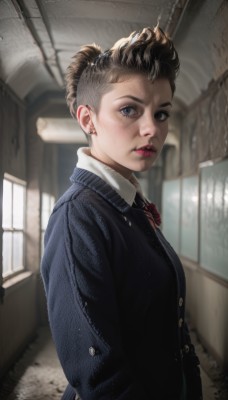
[41,195,147,400]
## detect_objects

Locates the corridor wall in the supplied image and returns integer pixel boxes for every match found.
[0,81,59,379]
[162,70,228,370]
[0,82,37,379]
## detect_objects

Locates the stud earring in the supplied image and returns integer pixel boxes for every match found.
[88,128,96,135]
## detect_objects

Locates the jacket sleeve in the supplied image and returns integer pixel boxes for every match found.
[41,196,148,400]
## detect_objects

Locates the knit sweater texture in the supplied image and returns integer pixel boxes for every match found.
[41,168,202,400]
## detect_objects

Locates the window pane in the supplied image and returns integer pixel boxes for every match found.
[3,180,12,228]
[13,232,24,271]
[3,232,13,277]
[41,231,45,256]
[13,183,25,229]
[50,195,55,210]
[42,193,51,230]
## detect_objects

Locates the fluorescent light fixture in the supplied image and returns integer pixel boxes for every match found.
[37,118,87,143]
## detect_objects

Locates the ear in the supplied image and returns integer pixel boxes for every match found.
[76,105,94,134]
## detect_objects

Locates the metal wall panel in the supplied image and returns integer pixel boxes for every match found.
[162,179,180,253]
[200,159,228,281]
[180,175,199,262]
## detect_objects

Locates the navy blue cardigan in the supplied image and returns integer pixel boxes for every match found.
[41,168,202,400]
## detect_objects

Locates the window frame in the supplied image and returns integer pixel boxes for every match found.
[41,192,55,256]
[2,173,26,281]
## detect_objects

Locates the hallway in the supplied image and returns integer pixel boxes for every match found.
[0,327,227,400]
[0,0,228,398]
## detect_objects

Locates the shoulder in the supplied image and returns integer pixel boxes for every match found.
[44,168,132,251]
[52,167,130,221]
[52,182,112,222]
[45,180,114,247]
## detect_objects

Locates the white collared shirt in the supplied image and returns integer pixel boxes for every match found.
[76,147,144,206]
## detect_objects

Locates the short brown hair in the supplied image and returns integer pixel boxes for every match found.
[66,26,180,117]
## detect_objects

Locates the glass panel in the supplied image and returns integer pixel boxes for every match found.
[200,159,228,280]
[3,232,13,277]
[13,232,24,271]
[162,179,180,253]
[2,180,12,228]
[13,183,25,229]
[180,176,199,262]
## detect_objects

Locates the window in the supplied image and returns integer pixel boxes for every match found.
[41,192,55,255]
[2,174,26,278]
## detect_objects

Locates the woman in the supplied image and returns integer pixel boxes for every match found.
[41,26,203,400]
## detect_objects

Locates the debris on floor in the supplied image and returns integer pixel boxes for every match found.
[190,329,228,400]
[0,327,67,400]
[0,326,228,399]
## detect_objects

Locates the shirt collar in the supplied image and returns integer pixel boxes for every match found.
[76,147,143,206]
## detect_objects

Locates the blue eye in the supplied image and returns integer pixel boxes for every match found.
[154,110,170,122]
[120,106,137,117]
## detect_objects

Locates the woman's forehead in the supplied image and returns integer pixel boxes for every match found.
[101,75,172,101]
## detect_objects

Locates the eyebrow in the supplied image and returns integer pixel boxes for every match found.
[115,95,172,107]
[159,102,172,108]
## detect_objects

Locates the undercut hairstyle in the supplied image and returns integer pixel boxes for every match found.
[66,26,180,118]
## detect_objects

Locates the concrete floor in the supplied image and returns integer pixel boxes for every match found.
[0,328,67,400]
[0,327,227,400]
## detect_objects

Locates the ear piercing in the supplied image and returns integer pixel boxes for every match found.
[85,105,96,135]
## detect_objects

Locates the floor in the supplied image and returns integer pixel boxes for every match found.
[0,327,228,400]
[0,328,67,400]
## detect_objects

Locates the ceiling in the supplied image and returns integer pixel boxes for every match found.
[0,0,227,142]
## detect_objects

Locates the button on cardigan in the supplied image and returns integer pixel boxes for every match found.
[41,168,202,400]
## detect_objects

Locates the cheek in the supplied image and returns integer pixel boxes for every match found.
[161,124,169,139]
[98,114,122,132]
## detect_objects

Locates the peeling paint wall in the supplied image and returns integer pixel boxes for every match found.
[211,0,228,81]
[180,73,228,369]
[181,72,228,174]
[162,48,228,371]
[0,83,26,180]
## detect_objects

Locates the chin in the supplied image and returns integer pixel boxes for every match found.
[136,161,155,172]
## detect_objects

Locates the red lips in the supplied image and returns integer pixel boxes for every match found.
[135,144,157,157]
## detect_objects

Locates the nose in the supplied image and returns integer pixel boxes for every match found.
[139,113,159,137]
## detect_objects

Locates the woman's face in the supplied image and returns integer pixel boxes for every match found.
[89,74,172,178]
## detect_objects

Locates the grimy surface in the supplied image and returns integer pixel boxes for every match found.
[0,326,227,400]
